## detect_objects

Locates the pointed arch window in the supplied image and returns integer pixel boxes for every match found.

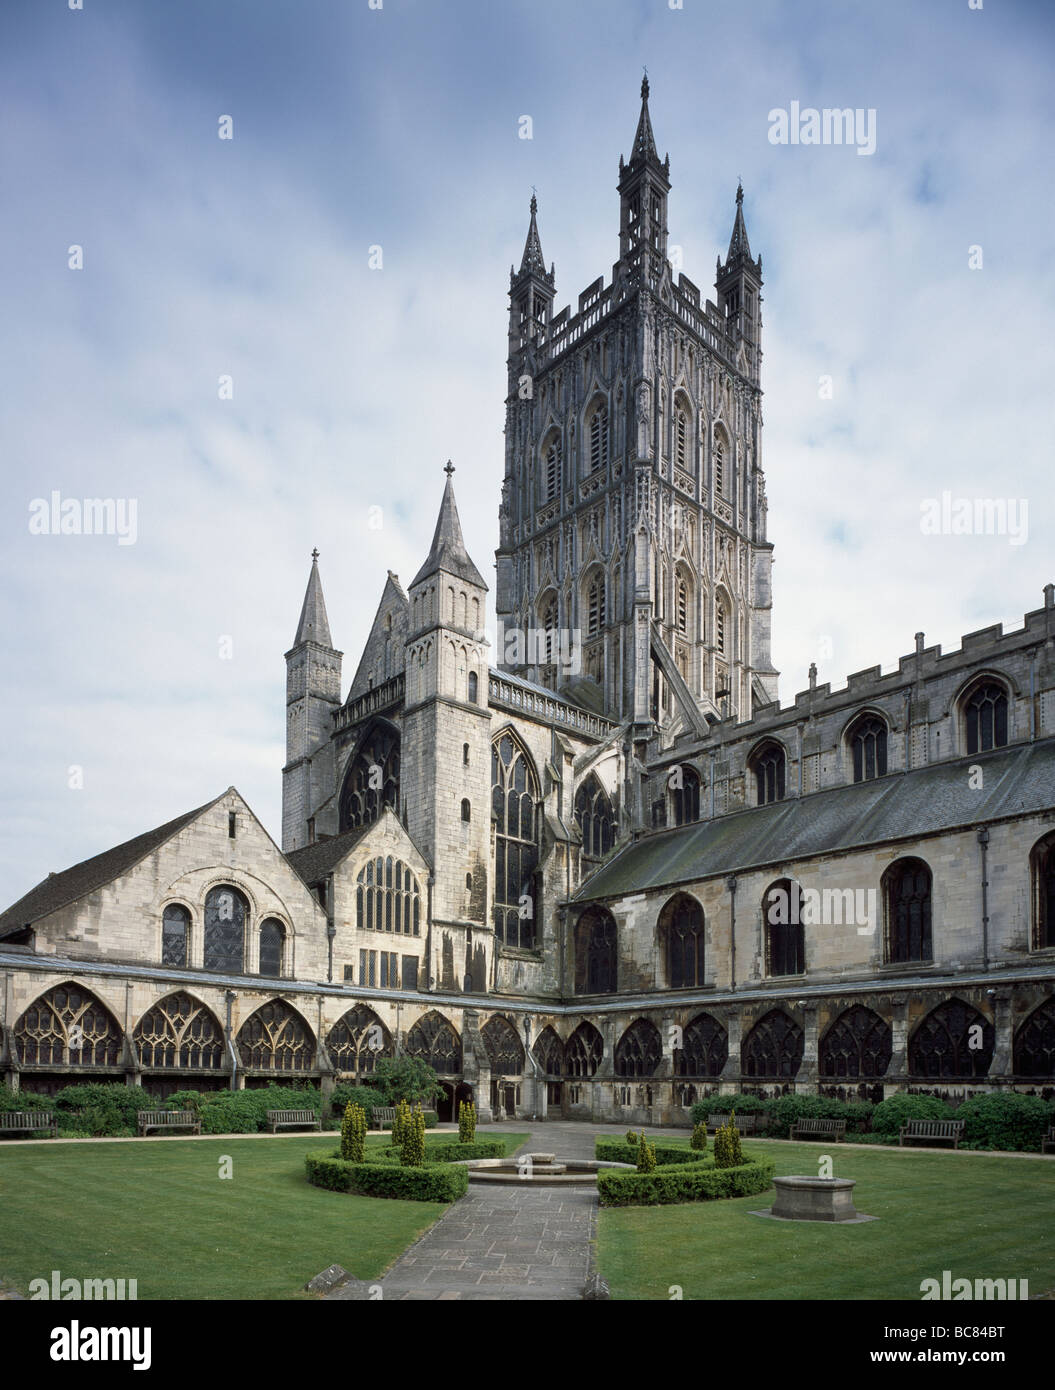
[715,596,727,656]
[675,409,688,471]
[468,670,478,703]
[742,1009,804,1079]
[406,1011,462,1074]
[676,576,688,634]
[574,906,616,994]
[849,714,887,782]
[204,885,248,973]
[670,765,701,826]
[482,1016,525,1075]
[615,1019,662,1078]
[574,774,616,860]
[660,893,705,988]
[492,734,541,949]
[541,597,559,666]
[1031,832,1055,950]
[544,436,562,502]
[589,404,609,475]
[339,720,400,831]
[751,742,786,806]
[162,903,190,967]
[764,879,805,977]
[909,999,993,1079]
[259,919,285,978]
[566,1021,603,1077]
[883,857,932,963]
[1013,998,1055,1077]
[327,1005,394,1075]
[714,439,725,496]
[237,1000,315,1072]
[820,1006,892,1079]
[586,574,606,637]
[14,984,121,1067]
[134,992,225,1070]
[964,680,1009,754]
[357,856,421,935]
[674,1013,728,1078]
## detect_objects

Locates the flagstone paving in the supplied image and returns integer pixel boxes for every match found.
[326,1119,685,1302]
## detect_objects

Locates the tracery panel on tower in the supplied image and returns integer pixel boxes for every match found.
[339,719,401,832]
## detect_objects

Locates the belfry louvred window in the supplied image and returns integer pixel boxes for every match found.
[590,406,609,474]
[964,681,1008,754]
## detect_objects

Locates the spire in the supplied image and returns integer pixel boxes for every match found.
[411,464,487,590]
[725,182,753,263]
[629,74,659,166]
[293,549,333,646]
[519,193,547,278]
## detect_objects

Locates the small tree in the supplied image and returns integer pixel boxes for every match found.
[636,1133,657,1173]
[714,1112,743,1169]
[458,1099,477,1143]
[690,1121,708,1152]
[625,1129,639,1147]
[340,1101,367,1162]
[391,1097,412,1150]
[401,1106,426,1167]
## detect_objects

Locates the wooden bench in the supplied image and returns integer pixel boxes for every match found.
[137,1110,202,1137]
[708,1113,759,1135]
[1042,1126,1055,1155]
[789,1116,847,1142]
[266,1109,320,1134]
[371,1106,398,1130]
[0,1110,57,1139]
[899,1119,965,1150]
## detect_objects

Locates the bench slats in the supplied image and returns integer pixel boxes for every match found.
[266,1109,320,1133]
[0,1110,57,1137]
[899,1119,965,1149]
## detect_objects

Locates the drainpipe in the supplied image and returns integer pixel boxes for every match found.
[523,1016,543,1121]
[224,990,238,1092]
[426,873,435,990]
[726,875,737,990]
[978,827,990,969]
[1029,647,1037,742]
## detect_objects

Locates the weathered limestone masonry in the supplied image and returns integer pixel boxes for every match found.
[1,84,1053,1127]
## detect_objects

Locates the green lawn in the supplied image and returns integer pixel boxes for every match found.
[598,1140,1055,1300]
[0,1130,528,1300]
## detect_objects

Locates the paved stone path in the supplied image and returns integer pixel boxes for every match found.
[327,1120,684,1302]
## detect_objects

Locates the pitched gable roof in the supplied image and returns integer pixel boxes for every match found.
[0,796,221,938]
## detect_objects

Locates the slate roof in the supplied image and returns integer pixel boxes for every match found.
[284,825,372,887]
[293,554,334,647]
[576,738,1055,902]
[0,798,218,938]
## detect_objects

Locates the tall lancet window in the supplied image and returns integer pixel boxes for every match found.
[589,405,609,475]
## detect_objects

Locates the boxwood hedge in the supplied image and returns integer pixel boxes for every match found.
[374,1139,506,1163]
[304,1149,468,1202]
[597,1156,775,1207]
[595,1139,705,1166]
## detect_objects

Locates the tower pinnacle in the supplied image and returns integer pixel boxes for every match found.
[293,551,333,647]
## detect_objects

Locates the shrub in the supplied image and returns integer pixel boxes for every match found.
[163,1090,205,1115]
[690,1094,769,1126]
[636,1134,657,1173]
[331,1084,385,1123]
[369,1057,443,1107]
[955,1093,1052,1152]
[458,1099,477,1143]
[304,1150,467,1202]
[375,1139,505,1163]
[690,1122,707,1152]
[598,1157,774,1207]
[401,1107,426,1167]
[713,1114,743,1169]
[0,1084,52,1113]
[625,1129,639,1146]
[872,1093,953,1136]
[595,1140,703,1167]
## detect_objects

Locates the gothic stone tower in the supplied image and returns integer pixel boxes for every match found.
[283,552,343,851]
[401,466,493,991]
[495,79,778,738]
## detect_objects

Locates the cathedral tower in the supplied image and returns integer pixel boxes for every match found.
[495,80,778,735]
[283,552,343,851]
[402,466,493,990]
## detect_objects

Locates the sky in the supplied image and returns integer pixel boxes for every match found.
[1,0,1052,907]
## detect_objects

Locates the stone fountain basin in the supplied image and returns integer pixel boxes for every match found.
[457,1157,634,1187]
[769,1174,862,1222]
